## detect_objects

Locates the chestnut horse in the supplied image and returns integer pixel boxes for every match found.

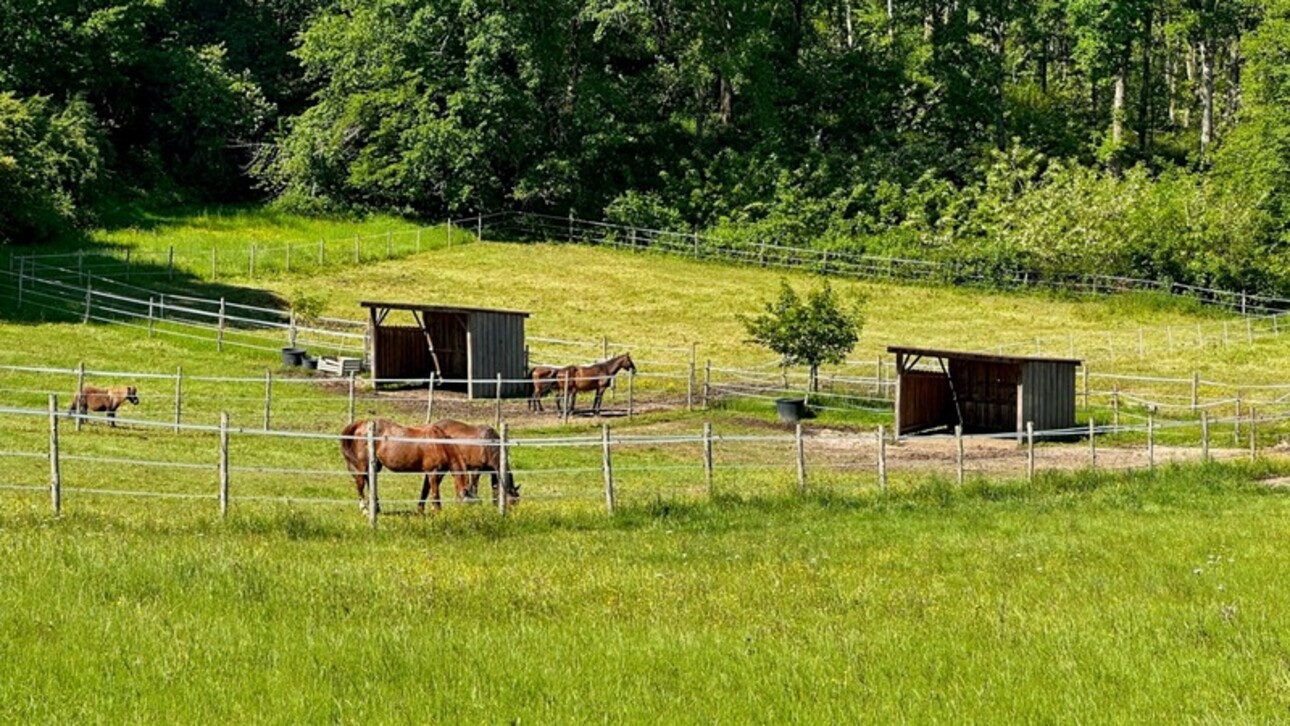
[556,353,636,415]
[527,365,566,412]
[69,385,139,427]
[339,418,468,513]
[433,418,520,506]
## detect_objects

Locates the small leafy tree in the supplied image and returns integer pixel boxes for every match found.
[741,280,864,392]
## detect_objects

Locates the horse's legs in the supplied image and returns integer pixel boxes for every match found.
[108,410,116,428]
[354,474,368,512]
[417,474,432,515]
[593,387,605,415]
[455,472,474,503]
[429,471,444,512]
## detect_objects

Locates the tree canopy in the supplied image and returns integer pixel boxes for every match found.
[4,0,1290,293]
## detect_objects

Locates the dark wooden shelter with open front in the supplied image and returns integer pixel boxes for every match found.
[888,346,1082,439]
[361,301,529,398]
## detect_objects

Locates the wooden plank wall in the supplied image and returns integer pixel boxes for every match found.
[1020,361,1078,433]
[374,326,431,382]
[466,312,527,399]
[896,371,954,435]
[950,360,1021,433]
[425,312,468,389]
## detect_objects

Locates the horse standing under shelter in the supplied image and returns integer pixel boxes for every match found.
[69,385,139,427]
[555,353,636,416]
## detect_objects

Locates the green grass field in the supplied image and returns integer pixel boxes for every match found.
[3,205,1290,721]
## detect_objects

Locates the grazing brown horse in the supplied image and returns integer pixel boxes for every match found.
[68,385,139,427]
[433,418,520,506]
[556,353,636,415]
[339,418,467,513]
[528,365,569,412]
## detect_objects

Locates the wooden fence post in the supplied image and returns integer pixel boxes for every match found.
[416,229,422,253]
[288,311,298,349]
[1112,385,1120,428]
[877,426,887,491]
[495,373,503,428]
[354,234,360,264]
[48,394,61,516]
[627,370,635,419]
[318,239,325,265]
[1026,422,1035,483]
[955,424,964,487]
[217,297,226,352]
[1088,418,1096,469]
[263,370,273,431]
[366,423,379,528]
[448,218,454,246]
[1191,371,1199,411]
[15,258,22,308]
[82,281,92,324]
[348,372,357,424]
[425,373,435,424]
[1201,411,1210,462]
[286,242,292,273]
[703,422,714,497]
[498,423,510,516]
[702,360,711,410]
[148,297,155,338]
[687,358,695,412]
[211,248,217,280]
[477,214,482,242]
[75,362,86,432]
[173,366,182,433]
[167,246,175,281]
[1147,412,1156,471]
[795,423,806,493]
[602,424,615,515]
[219,412,230,518]
[125,248,132,281]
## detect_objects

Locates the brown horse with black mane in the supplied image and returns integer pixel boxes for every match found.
[340,418,460,513]
[433,418,519,506]
[69,385,139,427]
[528,365,572,412]
[555,353,636,416]
[339,418,519,514]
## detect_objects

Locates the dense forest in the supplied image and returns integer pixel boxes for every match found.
[2,0,1289,291]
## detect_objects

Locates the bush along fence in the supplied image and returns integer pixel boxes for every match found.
[0,397,1281,527]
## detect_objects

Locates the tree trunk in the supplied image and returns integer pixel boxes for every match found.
[809,364,819,393]
[995,17,1007,149]
[1112,61,1126,146]
[1039,35,1048,94]
[1138,5,1152,153]
[845,1,855,48]
[1226,35,1242,125]
[1199,37,1214,154]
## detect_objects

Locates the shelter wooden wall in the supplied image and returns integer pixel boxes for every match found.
[373,326,430,382]
[1021,361,1077,432]
[467,311,527,398]
[950,360,1020,433]
[896,371,954,435]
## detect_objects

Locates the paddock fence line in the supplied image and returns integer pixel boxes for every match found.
[1,397,1284,525]
[496,212,1290,317]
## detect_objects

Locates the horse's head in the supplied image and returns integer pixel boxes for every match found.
[504,473,521,506]
[619,353,636,374]
[125,386,140,406]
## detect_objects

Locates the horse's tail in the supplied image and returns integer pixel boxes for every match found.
[339,419,369,474]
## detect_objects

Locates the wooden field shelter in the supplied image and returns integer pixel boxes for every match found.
[888,346,1081,439]
[361,301,529,398]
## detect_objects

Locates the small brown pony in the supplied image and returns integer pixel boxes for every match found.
[68,385,140,427]
[340,418,463,513]
[433,418,520,506]
[556,353,636,416]
[528,365,569,412]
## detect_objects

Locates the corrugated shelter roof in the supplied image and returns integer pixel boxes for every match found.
[887,346,1081,367]
[360,301,530,318]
